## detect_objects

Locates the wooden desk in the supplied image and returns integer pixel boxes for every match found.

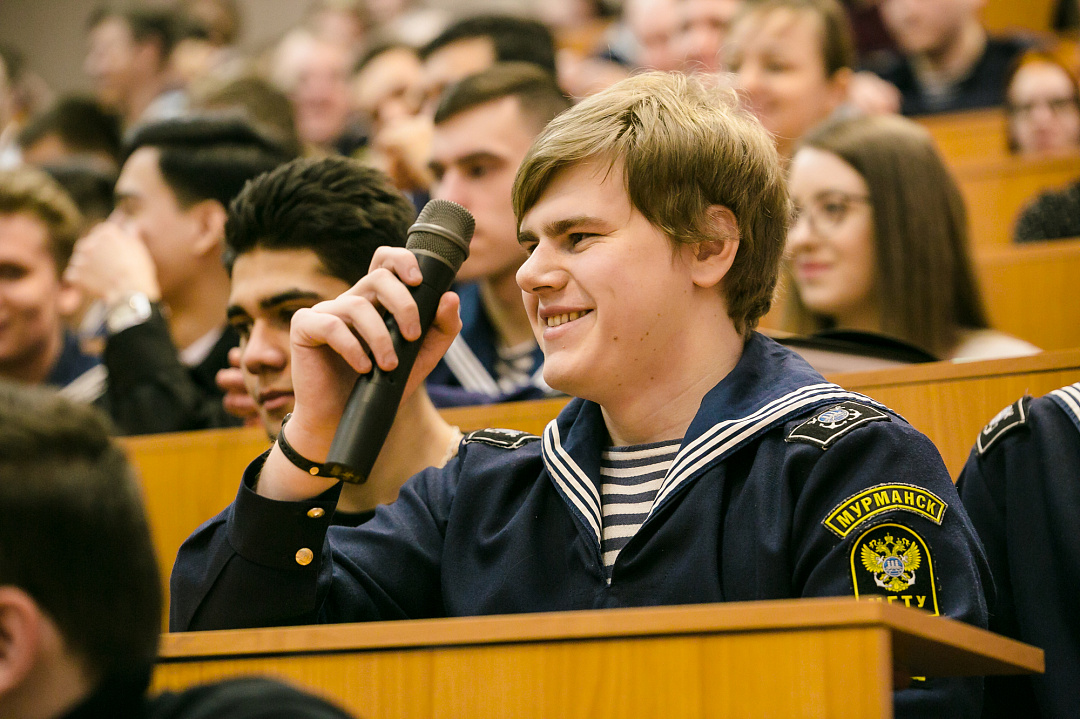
[953,153,1080,247]
[974,237,1080,351]
[154,598,1041,719]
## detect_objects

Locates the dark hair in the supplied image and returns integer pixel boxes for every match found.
[18,95,123,166]
[0,382,161,689]
[224,156,414,284]
[787,114,988,357]
[178,0,242,46]
[88,6,182,64]
[191,76,303,157]
[123,116,296,209]
[354,38,416,75]
[41,162,118,226]
[420,14,557,76]
[433,62,571,131]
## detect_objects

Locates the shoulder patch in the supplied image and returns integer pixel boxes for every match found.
[850,522,939,615]
[786,401,890,449]
[462,428,540,450]
[821,483,948,538]
[976,397,1029,455]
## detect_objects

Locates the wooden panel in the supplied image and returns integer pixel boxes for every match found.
[154,599,1042,719]
[981,0,1057,34]
[916,109,1008,165]
[974,237,1080,350]
[953,153,1080,247]
[832,348,1080,477]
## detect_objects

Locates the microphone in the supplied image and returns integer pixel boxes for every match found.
[322,199,474,484]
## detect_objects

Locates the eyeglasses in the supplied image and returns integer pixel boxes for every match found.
[791,191,870,235]
[1008,96,1080,118]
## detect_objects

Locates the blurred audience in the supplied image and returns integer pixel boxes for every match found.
[285,35,360,155]
[40,163,117,228]
[308,0,372,54]
[783,113,1039,360]
[418,14,558,112]
[84,7,187,128]
[170,0,247,90]
[675,0,745,73]
[64,117,294,435]
[726,0,854,160]
[17,95,122,173]
[191,74,303,156]
[366,14,559,197]
[352,41,424,141]
[621,0,683,71]
[425,63,569,406]
[0,167,96,397]
[1005,50,1080,156]
[866,0,1029,115]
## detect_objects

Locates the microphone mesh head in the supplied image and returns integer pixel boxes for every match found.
[406,199,474,270]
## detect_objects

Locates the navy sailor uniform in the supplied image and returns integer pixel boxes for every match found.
[172,333,990,716]
[957,384,1080,719]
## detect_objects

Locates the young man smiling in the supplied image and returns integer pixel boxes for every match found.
[173,72,989,716]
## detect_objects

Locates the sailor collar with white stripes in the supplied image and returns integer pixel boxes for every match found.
[538,333,890,549]
[1049,382,1080,435]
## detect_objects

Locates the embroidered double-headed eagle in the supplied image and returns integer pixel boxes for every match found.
[860,533,922,592]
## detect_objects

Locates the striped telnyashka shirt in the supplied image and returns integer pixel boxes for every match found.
[599,438,682,579]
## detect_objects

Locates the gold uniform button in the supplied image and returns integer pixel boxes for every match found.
[307,507,325,519]
[295,548,314,566]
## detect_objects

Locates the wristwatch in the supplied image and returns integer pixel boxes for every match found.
[104,292,154,335]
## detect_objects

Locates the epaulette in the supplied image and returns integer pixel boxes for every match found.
[462,428,540,450]
[976,397,1030,455]
[785,400,890,449]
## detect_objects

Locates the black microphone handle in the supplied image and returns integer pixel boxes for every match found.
[322,252,457,483]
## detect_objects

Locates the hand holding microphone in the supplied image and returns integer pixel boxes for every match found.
[267,200,473,497]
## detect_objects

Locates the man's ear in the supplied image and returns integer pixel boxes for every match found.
[0,587,44,697]
[187,200,228,258]
[688,205,740,289]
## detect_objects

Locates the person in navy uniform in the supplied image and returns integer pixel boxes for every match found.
[172,71,991,717]
[957,385,1080,719]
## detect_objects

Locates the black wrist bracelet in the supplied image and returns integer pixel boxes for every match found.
[277,413,361,483]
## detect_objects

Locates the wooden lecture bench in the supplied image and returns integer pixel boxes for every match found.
[975,237,1080,351]
[917,108,1009,166]
[954,152,1079,248]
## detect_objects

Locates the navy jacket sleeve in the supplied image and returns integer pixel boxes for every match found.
[956,396,1080,719]
[171,450,459,631]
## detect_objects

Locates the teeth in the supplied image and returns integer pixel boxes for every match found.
[545,310,588,328]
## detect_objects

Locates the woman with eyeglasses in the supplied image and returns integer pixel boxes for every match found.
[1006,52,1080,243]
[782,113,1040,361]
[1005,50,1080,157]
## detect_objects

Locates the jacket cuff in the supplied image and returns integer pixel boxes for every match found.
[226,450,343,570]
